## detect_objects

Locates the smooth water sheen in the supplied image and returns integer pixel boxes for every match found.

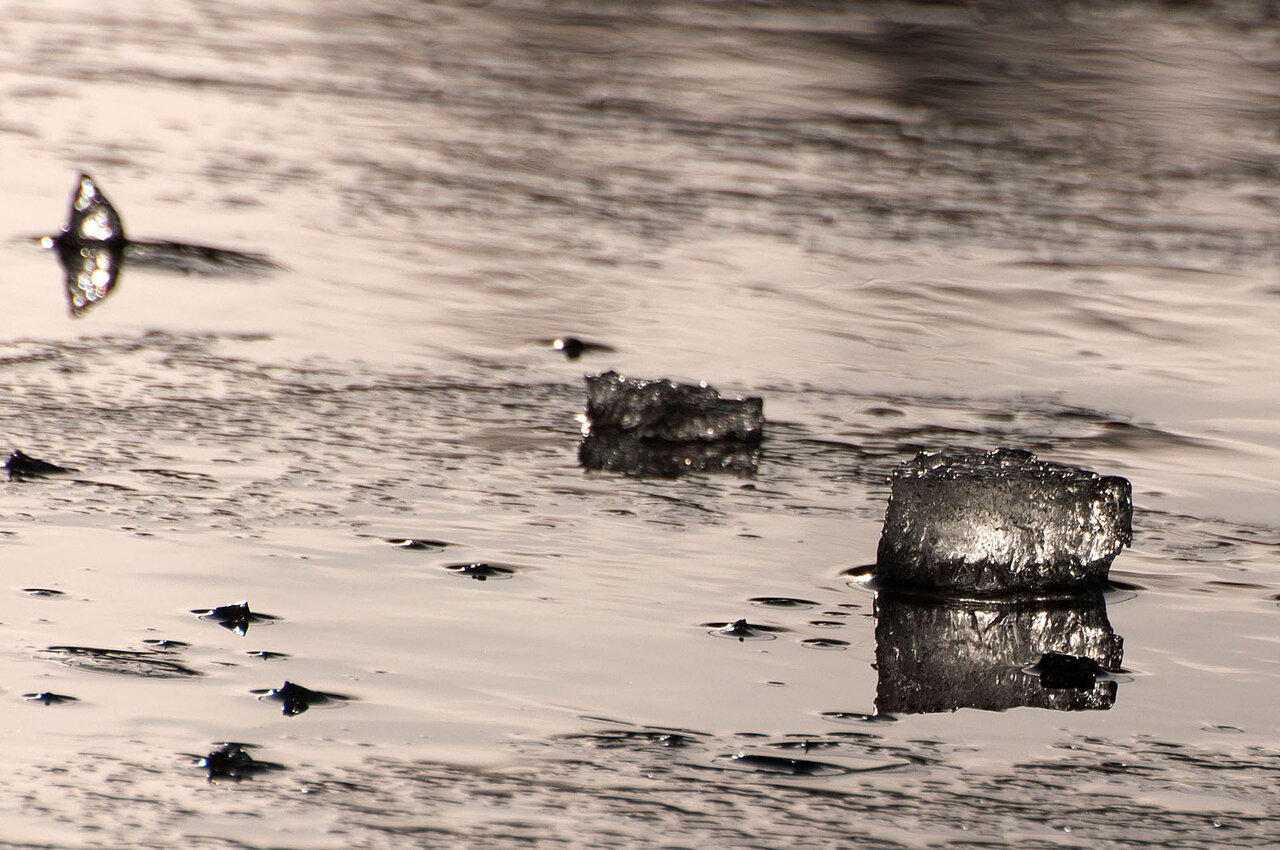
[2,1,1280,847]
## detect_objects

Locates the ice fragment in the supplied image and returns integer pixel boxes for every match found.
[875,448,1131,594]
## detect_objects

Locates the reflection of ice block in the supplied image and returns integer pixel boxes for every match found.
[874,590,1123,714]
[578,432,761,477]
[876,448,1131,594]
[584,372,764,442]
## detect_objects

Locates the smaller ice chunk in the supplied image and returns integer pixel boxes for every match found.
[583,372,764,442]
[876,448,1132,594]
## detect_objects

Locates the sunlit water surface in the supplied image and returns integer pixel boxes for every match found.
[2,1,1280,846]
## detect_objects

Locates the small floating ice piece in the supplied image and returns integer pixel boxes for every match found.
[541,336,615,360]
[875,448,1132,594]
[196,742,285,782]
[24,692,78,706]
[191,600,281,636]
[252,681,350,716]
[583,371,764,442]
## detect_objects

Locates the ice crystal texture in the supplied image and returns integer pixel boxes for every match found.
[876,448,1132,594]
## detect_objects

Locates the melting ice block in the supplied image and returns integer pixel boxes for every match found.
[583,372,764,442]
[875,448,1132,594]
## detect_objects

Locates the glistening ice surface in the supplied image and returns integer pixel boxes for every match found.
[2,1,1280,847]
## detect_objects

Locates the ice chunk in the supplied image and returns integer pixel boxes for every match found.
[583,372,764,442]
[875,448,1131,594]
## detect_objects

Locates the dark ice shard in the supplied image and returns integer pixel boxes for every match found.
[4,449,74,480]
[874,590,1123,714]
[583,372,764,442]
[875,448,1132,594]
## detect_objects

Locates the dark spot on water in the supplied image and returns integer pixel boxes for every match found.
[712,752,850,777]
[252,681,351,716]
[40,645,204,679]
[193,742,286,782]
[23,692,78,706]
[22,588,66,598]
[801,638,850,650]
[863,406,906,417]
[4,449,74,480]
[385,537,452,551]
[191,600,281,636]
[748,596,818,610]
[704,618,786,641]
[245,650,290,661]
[444,562,517,581]
[808,620,847,629]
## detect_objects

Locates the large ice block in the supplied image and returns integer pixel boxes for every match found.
[875,448,1131,594]
[583,372,764,442]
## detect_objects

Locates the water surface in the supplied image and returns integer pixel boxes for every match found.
[2,1,1280,846]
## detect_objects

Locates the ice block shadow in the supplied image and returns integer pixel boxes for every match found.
[873,589,1123,715]
[45,173,280,318]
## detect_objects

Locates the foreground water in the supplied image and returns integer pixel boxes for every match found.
[2,1,1280,846]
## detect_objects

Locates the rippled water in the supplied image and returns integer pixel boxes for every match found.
[2,1,1280,846]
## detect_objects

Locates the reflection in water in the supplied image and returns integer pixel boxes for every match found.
[579,431,761,477]
[44,173,280,317]
[874,590,1123,715]
[579,372,765,477]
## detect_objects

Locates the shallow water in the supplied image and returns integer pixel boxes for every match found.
[2,0,1280,846]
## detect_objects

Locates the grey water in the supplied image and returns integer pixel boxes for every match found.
[2,0,1280,846]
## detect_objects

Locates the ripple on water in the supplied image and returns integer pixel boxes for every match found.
[443,562,518,581]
